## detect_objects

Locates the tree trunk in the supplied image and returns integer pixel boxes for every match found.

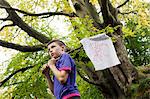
[70,0,138,98]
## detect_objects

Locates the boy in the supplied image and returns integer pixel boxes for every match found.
[42,40,80,99]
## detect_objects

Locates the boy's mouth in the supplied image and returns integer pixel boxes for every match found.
[51,53,60,60]
[51,53,54,57]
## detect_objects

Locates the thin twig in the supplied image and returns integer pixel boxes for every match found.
[77,69,101,86]
[68,45,83,54]
[117,0,129,8]
[0,23,15,31]
[0,66,34,87]
[0,5,77,17]
[119,11,137,15]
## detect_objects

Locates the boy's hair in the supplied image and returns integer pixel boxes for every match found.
[47,39,67,51]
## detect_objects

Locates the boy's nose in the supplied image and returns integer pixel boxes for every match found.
[50,50,53,53]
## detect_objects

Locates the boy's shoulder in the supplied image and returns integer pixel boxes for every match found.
[60,53,74,61]
[61,53,71,58]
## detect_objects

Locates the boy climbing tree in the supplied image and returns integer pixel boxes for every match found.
[42,40,80,99]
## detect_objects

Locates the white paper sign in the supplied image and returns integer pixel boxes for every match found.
[80,33,121,71]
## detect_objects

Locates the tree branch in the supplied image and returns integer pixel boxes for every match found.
[117,0,129,8]
[118,10,137,15]
[98,0,117,26]
[68,45,83,54]
[0,0,50,44]
[0,5,77,17]
[0,18,7,21]
[77,69,101,86]
[0,66,34,87]
[0,23,15,31]
[0,39,45,52]
[0,16,11,21]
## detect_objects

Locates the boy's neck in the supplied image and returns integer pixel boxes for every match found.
[55,52,65,60]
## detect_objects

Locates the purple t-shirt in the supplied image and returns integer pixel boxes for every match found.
[54,53,80,99]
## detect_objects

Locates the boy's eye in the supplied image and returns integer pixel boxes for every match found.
[51,45,55,48]
[48,49,50,52]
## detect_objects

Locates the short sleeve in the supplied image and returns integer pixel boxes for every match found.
[59,54,72,71]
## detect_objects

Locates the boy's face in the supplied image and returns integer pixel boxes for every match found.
[47,42,65,59]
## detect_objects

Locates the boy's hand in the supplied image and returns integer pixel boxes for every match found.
[42,64,50,76]
[48,58,57,68]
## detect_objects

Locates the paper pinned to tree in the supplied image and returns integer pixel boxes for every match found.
[80,33,121,71]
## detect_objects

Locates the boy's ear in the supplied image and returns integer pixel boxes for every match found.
[61,46,65,51]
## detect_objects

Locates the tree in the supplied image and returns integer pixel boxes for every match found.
[0,0,149,98]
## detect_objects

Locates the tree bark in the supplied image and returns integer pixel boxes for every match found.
[0,39,44,52]
[70,0,138,98]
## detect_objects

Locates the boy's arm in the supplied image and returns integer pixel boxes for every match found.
[50,65,69,84]
[48,59,69,84]
[42,64,54,94]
